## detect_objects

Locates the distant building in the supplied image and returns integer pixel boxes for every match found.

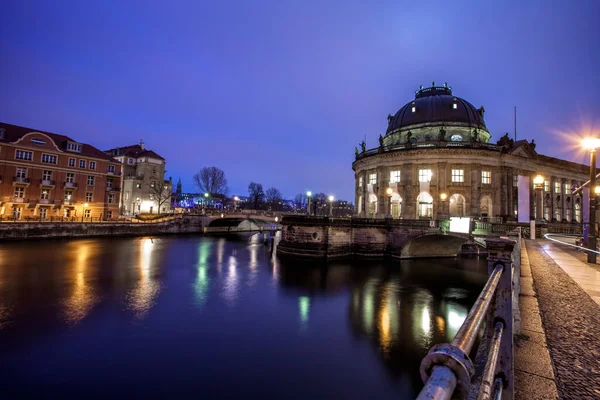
[105,141,172,215]
[0,122,121,220]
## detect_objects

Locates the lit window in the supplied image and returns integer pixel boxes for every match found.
[87,176,95,186]
[64,190,74,201]
[14,187,25,198]
[390,170,401,184]
[108,194,115,204]
[358,176,363,187]
[369,173,377,185]
[513,175,518,188]
[15,150,33,161]
[85,192,93,202]
[84,209,91,218]
[69,158,76,167]
[41,154,57,164]
[419,169,432,183]
[482,171,491,184]
[106,211,113,219]
[451,169,464,183]
[450,135,462,142]
[564,183,570,193]
[411,106,416,113]
[544,181,550,192]
[41,189,50,200]
[79,160,86,168]
[453,103,458,109]
[89,161,96,170]
[107,180,113,189]
[554,182,561,194]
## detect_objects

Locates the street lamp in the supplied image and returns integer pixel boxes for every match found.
[328,195,334,216]
[307,191,312,215]
[234,196,240,212]
[533,175,544,221]
[386,188,393,218]
[582,138,600,263]
[440,193,447,218]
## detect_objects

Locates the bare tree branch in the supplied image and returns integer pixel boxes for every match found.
[193,167,228,195]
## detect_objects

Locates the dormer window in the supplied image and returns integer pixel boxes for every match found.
[67,142,83,153]
[453,98,458,109]
[0,128,5,139]
[31,138,46,146]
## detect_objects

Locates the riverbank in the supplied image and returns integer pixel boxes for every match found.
[0,215,210,240]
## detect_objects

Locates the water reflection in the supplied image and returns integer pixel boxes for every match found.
[299,296,310,325]
[126,238,161,319]
[63,241,98,324]
[194,241,211,307]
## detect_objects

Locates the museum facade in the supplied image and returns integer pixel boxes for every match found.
[352,84,589,222]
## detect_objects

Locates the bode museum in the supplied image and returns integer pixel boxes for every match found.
[352,83,589,223]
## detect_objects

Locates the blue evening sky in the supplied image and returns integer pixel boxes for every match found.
[1,1,599,200]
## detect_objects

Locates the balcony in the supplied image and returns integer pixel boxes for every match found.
[125,174,143,180]
[13,177,30,185]
[14,197,25,203]
[106,186,121,192]
[39,199,54,205]
[64,181,78,188]
[63,200,75,206]
[40,179,56,187]
[107,170,122,176]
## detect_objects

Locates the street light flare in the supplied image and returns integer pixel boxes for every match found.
[582,138,600,151]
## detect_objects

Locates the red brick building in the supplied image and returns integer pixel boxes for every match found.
[0,122,122,220]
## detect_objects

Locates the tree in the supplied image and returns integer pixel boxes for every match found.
[294,193,307,211]
[312,192,327,215]
[248,182,265,210]
[148,180,172,214]
[193,167,228,196]
[266,187,283,211]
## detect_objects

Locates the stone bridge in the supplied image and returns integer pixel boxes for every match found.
[277,215,479,259]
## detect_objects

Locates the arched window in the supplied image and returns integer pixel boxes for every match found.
[449,194,466,217]
[480,195,493,217]
[417,192,433,218]
[391,192,402,218]
[450,134,462,142]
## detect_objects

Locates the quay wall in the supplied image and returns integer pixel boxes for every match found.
[0,215,209,240]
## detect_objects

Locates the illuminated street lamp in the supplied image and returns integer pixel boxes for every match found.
[233,196,240,212]
[328,195,334,216]
[440,193,448,218]
[386,188,393,218]
[307,191,312,215]
[533,175,545,221]
[582,138,600,263]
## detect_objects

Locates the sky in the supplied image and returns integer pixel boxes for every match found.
[1,1,599,201]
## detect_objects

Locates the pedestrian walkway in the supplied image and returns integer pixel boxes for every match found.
[538,238,600,305]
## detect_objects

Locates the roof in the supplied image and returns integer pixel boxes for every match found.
[0,121,119,162]
[104,144,165,160]
[386,85,487,134]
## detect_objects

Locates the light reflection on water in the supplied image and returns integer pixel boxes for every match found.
[0,235,486,399]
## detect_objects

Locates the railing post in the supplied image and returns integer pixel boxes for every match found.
[484,238,517,400]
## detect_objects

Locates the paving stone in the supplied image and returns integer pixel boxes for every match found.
[515,334,554,379]
[518,329,547,347]
[520,277,536,297]
[525,240,600,400]
[515,371,558,400]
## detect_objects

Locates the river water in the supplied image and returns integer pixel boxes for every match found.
[0,234,488,399]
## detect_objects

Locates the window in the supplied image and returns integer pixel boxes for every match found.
[69,158,76,167]
[566,208,572,222]
[40,208,47,220]
[108,194,115,204]
[15,150,33,160]
[106,211,113,219]
[451,169,464,183]
[127,158,135,165]
[79,160,86,168]
[31,138,46,146]
[16,167,27,178]
[149,194,154,200]
[152,168,156,174]
[67,142,82,152]
[411,106,416,113]
[85,192,93,202]
[368,173,377,185]
[107,180,113,189]
[544,181,550,192]
[151,181,156,188]
[42,170,52,181]
[41,189,50,200]
[41,154,57,164]
[87,176,95,186]
[66,173,74,183]
[13,207,21,220]
[14,187,24,198]
[453,103,458,109]
[108,165,115,173]
[513,175,518,188]
[64,190,74,201]
[564,183,570,194]
[358,176,363,187]
[482,171,491,184]
[89,161,96,170]
[125,191,130,200]
[390,170,401,184]
[450,135,462,142]
[136,183,141,189]
[419,169,432,183]
[554,182,561,194]
[84,209,91,218]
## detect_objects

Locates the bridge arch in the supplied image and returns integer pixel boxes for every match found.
[400,232,471,258]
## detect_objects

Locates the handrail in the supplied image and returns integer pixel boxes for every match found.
[477,321,505,400]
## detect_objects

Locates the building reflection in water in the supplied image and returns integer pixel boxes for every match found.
[299,296,310,324]
[221,254,239,305]
[63,241,98,325]
[126,238,161,319]
[194,240,212,307]
[216,238,225,274]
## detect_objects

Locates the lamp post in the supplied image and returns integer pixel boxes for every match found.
[204,192,209,212]
[234,196,240,212]
[582,138,600,263]
[386,188,393,218]
[328,195,334,216]
[307,191,312,215]
[440,192,448,219]
[533,175,544,221]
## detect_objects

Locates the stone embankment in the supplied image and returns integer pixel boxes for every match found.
[0,215,210,240]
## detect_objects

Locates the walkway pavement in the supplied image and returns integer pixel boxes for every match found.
[524,240,600,399]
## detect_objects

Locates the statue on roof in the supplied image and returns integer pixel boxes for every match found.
[360,140,366,153]
[387,114,393,124]
[432,81,435,87]
[439,126,446,141]
[472,129,479,142]
[530,139,536,150]
[378,134,384,148]
[478,106,485,118]
[354,147,359,158]
[405,130,412,144]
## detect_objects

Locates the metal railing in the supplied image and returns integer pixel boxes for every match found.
[417,238,517,400]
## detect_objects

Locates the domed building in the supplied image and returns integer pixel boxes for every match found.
[353,83,589,222]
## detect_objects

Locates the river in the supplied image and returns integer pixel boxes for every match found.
[0,234,488,398]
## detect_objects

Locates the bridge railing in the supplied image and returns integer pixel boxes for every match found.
[417,238,518,400]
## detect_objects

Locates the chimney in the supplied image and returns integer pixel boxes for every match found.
[140,139,145,150]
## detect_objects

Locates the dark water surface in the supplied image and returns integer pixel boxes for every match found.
[0,235,488,399]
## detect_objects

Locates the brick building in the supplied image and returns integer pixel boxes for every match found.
[0,122,122,220]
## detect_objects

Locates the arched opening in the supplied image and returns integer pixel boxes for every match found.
[368,193,378,217]
[416,192,433,219]
[575,198,581,222]
[391,193,402,218]
[449,194,466,217]
[480,195,492,217]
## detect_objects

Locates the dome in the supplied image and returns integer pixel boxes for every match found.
[386,84,487,134]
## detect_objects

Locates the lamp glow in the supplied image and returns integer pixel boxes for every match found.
[275,217,278,222]
[386,188,393,195]
[582,138,600,151]
[595,186,600,195]
[328,195,334,202]
[234,196,239,201]
[440,193,447,201]
[83,203,89,207]
[533,175,544,185]
[307,191,312,197]
[204,193,209,198]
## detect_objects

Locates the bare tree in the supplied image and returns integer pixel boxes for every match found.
[294,193,307,211]
[193,167,228,196]
[248,182,265,210]
[266,187,283,211]
[312,192,327,215]
[148,181,172,214]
